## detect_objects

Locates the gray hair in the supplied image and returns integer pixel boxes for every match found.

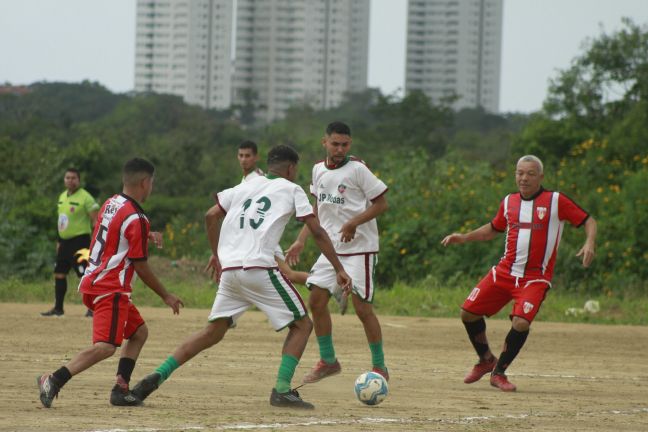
[517,155,543,174]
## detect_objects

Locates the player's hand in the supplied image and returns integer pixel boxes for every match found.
[164,293,184,315]
[149,231,164,249]
[441,233,464,246]
[335,270,352,296]
[204,254,222,283]
[576,242,596,268]
[339,222,357,243]
[285,241,304,266]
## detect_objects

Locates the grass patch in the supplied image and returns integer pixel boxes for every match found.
[2,257,646,325]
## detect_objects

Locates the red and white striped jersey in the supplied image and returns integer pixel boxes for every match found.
[491,188,589,280]
[79,194,149,295]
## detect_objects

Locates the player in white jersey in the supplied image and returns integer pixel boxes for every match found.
[238,140,307,284]
[131,145,351,409]
[238,140,265,182]
[286,121,390,384]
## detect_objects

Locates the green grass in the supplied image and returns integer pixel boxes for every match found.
[2,257,646,325]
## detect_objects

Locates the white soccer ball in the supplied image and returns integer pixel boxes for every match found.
[354,371,388,406]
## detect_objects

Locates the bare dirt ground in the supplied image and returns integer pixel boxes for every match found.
[1,302,647,432]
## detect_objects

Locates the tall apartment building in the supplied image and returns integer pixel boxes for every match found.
[405,0,503,112]
[134,0,370,121]
[134,0,233,109]
[233,0,371,122]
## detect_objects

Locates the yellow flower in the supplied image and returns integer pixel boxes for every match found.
[400,248,407,255]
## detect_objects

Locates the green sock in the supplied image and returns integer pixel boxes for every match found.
[317,334,336,364]
[155,356,179,385]
[275,354,299,393]
[369,341,385,370]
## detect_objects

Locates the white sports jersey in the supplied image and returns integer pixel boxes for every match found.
[242,168,264,183]
[310,157,388,255]
[217,175,313,269]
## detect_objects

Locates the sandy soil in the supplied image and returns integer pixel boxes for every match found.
[1,303,647,432]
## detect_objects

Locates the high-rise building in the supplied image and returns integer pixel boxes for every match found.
[134,0,370,121]
[405,0,503,112]
[233,0,371,122]
[134,0,233,109]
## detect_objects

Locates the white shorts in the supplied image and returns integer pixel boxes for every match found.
[208,268,307,331]
[306,253,378,303]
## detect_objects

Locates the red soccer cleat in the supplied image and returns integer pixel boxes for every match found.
[302,359,342,384]
[490,372,517,392]
[372,367,390,382]
[464,357,497,384]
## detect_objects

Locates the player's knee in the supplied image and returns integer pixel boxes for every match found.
[460,309,481,322]
[511,316,530,332]
[354,303,374,322]
[204,320,227,345]
[131,324,149,343]
[308,292,328,312]
[93,342,117,359]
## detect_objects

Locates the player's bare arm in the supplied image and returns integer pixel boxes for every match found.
[576,216,597,267]
[204,203,224,281]
[132,260,183,314]
[339,194,388,243]
[303,215,352,294]
[441,223,499,247]
[276,257,308,285]
[285,203,317,266]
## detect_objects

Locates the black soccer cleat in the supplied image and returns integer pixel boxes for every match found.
[131,373,160,402]
[37,374,61,408]
[40,308,64,317]
[270,388,315,409]
[110,384,143,406]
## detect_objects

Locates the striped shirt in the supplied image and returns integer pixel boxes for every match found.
[491,188,589,280]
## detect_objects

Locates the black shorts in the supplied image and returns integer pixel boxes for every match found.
[55,234,91,277]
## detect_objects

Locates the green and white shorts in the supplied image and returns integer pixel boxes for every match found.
[307,253,378,303]
[209,268,307,331]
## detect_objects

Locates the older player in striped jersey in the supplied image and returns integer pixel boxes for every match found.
[442,155,597,391]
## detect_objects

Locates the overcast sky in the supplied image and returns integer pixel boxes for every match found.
[1,0,647,113]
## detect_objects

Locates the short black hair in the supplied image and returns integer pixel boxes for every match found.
[239,140,258,154]
[123,158,155,185]
[326,121,351,136]
[65,168,81,180]
[267,145,299,167]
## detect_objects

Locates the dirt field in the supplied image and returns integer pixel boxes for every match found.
[1,303,647,432]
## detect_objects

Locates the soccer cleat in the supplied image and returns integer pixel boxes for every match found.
[331,287,349,315]
[40,308,64,317]
[131,373,161,402]
[372,366,390,382]
[270,388,314,409]
[464,356,497,384]
[110,384,143,406]
[302,359,342,384]
[85,309,94,318]
[490,372,517,392]
[37,374,61,408]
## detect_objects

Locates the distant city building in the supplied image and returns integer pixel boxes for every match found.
[134,0,370,121]
[134,0,233,109]
[0,85,31,96]
[405,0,503,112]
[233,0,370,122]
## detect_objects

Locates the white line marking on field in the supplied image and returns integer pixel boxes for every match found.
[87,407,648,432]
[383,322,407,328]
[510,372,648,381]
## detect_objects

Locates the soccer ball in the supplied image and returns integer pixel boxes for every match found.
[354,371,388,406]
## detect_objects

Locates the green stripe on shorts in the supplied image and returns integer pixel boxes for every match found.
[268,270,301,321]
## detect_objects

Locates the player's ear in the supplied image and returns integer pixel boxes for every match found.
[321,136,327,147]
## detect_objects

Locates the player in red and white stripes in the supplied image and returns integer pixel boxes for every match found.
[442,155,597,391]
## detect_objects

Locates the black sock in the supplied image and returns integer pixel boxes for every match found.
[117,357,137,384]
[54,278,67,311]
[494,328,529,374]
[463,318,491,360]
[52,366,72,387]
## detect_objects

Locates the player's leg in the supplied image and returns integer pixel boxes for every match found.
[460,270,511,384]
[352,295,389,381]
[490,280,549,392]
[302,255,341,383]
[132,271,242,402]
[37,293,125,407]
[111,302,148,406]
